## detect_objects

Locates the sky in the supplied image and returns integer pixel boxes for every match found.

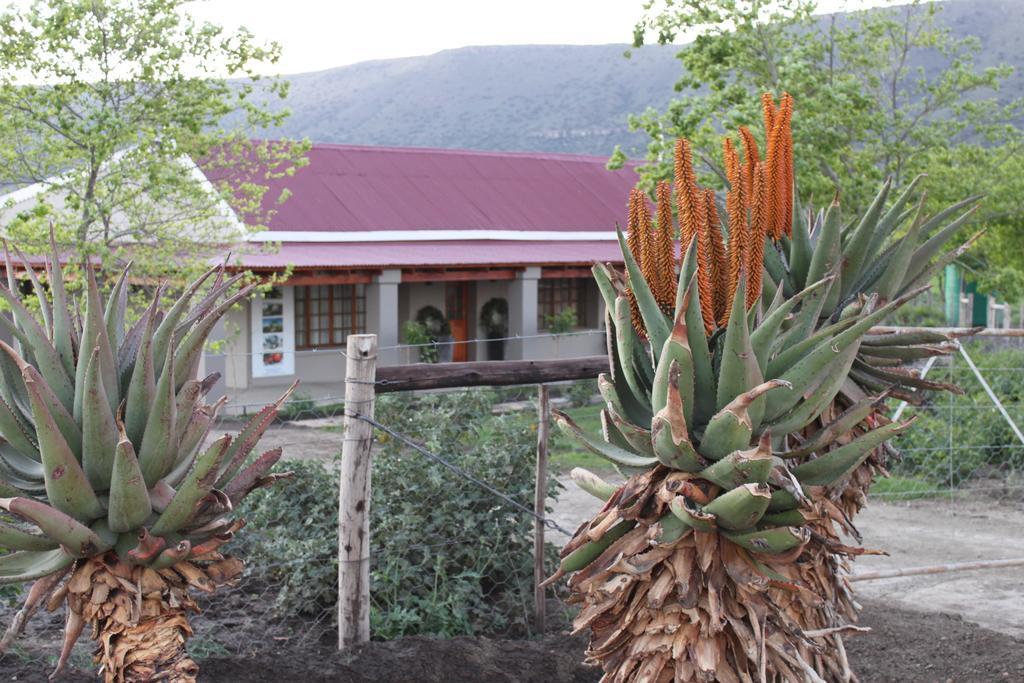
[184,0,900,75]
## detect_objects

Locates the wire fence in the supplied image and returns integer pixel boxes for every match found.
[879,335,1024,505]
[4,335,1024,675]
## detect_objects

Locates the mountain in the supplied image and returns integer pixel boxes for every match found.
[261,0,1022,158]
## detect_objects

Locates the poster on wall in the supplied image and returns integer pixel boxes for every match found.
[251,286,295,378]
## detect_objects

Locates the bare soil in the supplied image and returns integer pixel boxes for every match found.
[5,600,1021,683]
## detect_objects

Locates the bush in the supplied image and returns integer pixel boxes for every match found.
[402,320,439,363]
[544,307,577,334]
[238,389,562,639]
[891,344,1024,488]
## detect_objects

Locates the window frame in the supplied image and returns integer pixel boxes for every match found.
[294,283,367,349]
[537,277,589,330]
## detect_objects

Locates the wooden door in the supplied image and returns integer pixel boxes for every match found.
[446,282,470,362]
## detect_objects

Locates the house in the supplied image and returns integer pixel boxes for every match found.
[200,144,637,405]
[0,143,638,406]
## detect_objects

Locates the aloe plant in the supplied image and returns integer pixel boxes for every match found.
[0,234,294,682]
[551,93,979,681]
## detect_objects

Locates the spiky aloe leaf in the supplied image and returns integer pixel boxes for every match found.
[0,497,108,557]
[570,468,619,501]
[787,195,813,290]
[23,372,102,520]
[651,310,695,418]
[216,383,296,487]
[792,419,915,486]
[766,315,858,378]
[864,174,926,266]
[716,276,763,419]
[699,433,773,489]
[45,229,76,379]
[0,286,74,414]
[616,225,670,354]
[0,394,39,459]
[840,178,892,298]
[107,426,152,533]
[763,287,927,421]
[2,344,82,458]
[597,374,650,431]
[173,285,254,390]
[592,262,620,322]
[73,269,118,421]
[81,347,119,491]
[0,520,59,551]
[779,392,889,459]
[701,380,790,460]
[703,483,772,530]
[151,263,221,373]
[125,299,158,446]
[0,339,31,419]
[149,435,232,537]
[750,275,833,373]
[613,297,653,415]
[722,526,808,555]
[651,362,705,471]
[103,262,131,351]
[668,496,716,532]
[554,410,657,468]
[138,340,176,486]
[223,446,286,504]
[0,547,75,585]
[7,243,52,335]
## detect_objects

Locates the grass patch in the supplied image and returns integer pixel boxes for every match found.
[872,476,940,501]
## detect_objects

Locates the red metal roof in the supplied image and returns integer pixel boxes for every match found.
[247,144,638,233]
[235,240,625,270]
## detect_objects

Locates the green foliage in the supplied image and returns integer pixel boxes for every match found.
[544,306,578,334]
[893,345,1024,488]
[0,0,309,285]
[565,378,598,408]
[622,0,1023,294]
[239,389,562,639]
[402,320,439,363]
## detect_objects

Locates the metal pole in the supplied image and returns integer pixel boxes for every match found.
[338,334,378,650]
[533,384,551,634]
[957,342,1024,446]
[851,558,1024,582]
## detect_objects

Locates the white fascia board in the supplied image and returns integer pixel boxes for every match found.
[247,229,618,243]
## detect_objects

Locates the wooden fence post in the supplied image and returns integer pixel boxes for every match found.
[533,383,550,633]
[338,334,378,650]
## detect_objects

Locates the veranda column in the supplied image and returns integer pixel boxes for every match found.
[368,269,401,365]
[507,267,540,360]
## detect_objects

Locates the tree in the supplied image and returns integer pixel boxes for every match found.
[615,0,1023,294]
[0,0,308,283]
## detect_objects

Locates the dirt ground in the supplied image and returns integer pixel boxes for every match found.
[4,598,1022,683]
[552,477,1024,639]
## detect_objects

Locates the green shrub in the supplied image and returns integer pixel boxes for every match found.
[891,344,1024,487]
[238,389,562,639]
[402,320,439,363]
[544,307,578,334]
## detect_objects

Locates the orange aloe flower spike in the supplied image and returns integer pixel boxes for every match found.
[747,161,770,308]
[653,181,676,316]
[704,189,729,326]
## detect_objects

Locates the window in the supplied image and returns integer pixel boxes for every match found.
[294,284,366,348]
[538,278,588,329]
